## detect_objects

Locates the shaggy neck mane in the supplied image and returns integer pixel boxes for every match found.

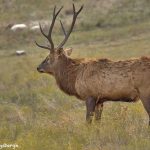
[54,55,82,98]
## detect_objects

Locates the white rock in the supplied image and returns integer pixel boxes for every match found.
[30,25,40,30]
[11,24,27,31]
[16,50,26,55]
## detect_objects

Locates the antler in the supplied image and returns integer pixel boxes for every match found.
[35,6,63,52]
[35,4,83,52]
[56,4,83,50]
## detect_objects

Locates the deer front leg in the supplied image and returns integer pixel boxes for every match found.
[86,97,96,123]
[95,103,103,121]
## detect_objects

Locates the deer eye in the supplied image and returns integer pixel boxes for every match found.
[47,57,52,63]
[46,56,54,64]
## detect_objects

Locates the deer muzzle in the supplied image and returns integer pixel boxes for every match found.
[37,66,45,73]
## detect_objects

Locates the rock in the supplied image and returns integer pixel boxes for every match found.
[11,24,27,31]
[16,50,26,56]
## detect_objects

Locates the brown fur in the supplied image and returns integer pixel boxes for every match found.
[52,55,150,102]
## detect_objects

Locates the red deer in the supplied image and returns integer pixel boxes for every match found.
[36,4,150,124]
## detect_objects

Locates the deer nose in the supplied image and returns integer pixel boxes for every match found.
[37,66,45,73]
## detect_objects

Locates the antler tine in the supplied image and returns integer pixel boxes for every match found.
[35,41,51,50]
[73,3,75,13]
[76,4,84,15]
[60,20,67,36]
[39,23,47,38]
[56,4,83,50]
[46,6,63,50]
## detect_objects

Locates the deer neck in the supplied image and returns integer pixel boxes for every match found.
[54,56,80,97]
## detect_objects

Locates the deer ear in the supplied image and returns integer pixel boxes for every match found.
[64,48,73,56]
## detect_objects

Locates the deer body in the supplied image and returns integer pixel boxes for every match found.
[51,55,150,102]
[76,58,138,101]
[36,5,150,125]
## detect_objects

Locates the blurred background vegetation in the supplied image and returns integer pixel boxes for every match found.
[0,0,150,150]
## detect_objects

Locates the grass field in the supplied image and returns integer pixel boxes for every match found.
[0,0,150,150]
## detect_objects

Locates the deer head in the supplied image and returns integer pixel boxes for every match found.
[36,4,83,75]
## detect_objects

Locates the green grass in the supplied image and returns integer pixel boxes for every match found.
[1,0,150,149]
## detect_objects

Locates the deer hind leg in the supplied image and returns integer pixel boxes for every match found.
[86,97,96,123]
[141,97,150,126]
[95,103,103,121]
